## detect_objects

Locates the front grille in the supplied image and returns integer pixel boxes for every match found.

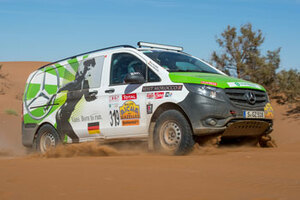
[224,88,267,108]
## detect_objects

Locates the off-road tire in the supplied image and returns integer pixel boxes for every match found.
[153,109,195,155]
[35,124,61,153]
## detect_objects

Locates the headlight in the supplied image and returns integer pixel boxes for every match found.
[185,83,224,101]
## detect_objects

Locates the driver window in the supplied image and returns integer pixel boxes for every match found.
[110,53,146,85]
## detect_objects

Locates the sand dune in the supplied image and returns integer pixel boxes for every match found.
[0,62,299,200]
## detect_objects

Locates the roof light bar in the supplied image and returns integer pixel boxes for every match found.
[138,41,183,51]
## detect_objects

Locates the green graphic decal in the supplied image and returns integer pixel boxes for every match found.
[68,58,79,72]
[169,72,266,91]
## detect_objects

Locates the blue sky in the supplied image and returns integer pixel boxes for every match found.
[0,0,299,71]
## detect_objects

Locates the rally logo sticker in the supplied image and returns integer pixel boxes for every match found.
[147,103,153,114]
[142,85,183,92]
[227,82,262,89]
[165,92,172,97]
[119,101,140,126]
[122,119,140,126]
[264,103,274,119]
[201,81,217,86]
[147,93,154,99]
[122,93,137,101]
[109,95,119,103]
[155,92,164,99]
[88,122,100,134]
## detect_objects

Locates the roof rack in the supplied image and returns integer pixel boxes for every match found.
[39,45,135,69]
[137,41,183,52]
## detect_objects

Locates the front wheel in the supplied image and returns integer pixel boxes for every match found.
[35,124,61,153]
[153,110,195,155]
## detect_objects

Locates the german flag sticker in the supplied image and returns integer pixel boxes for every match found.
[88,122,100,134]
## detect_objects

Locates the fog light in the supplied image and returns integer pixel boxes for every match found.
[206,118,217,126]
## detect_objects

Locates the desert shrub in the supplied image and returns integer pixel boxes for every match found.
[275,69,300,105]
[5,109,18,116]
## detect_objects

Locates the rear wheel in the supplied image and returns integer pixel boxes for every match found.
[35,124,61,153]
[153,110,195,155]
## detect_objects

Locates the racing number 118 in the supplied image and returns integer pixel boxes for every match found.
[110,110,120,126]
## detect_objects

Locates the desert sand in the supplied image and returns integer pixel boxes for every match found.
[0,61,299,200]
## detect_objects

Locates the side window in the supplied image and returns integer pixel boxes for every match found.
[110,53,146,85]
[147,68,161,82]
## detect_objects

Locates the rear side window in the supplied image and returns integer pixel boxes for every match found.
[55,56,105,91]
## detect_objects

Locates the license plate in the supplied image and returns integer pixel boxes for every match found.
[243,110,265,118]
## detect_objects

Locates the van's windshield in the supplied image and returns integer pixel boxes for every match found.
[143,50,221,74]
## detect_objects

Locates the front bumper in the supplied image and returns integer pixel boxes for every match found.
[178,92,273,137]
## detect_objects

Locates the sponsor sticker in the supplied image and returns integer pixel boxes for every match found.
[155,92,164,99]
[119,101,140,120]
[122,93,137,101]
[165,92,172,97]
[147,104,153,114]
[122,119,140,126]
[201,81,217,86]
[88,122,100,134]
[227,82,262,89]
[142,85,183,92]
[147,93,154,99]
[264,103,274,119]
[109,95,119,103]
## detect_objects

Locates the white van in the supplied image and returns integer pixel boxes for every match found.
[22,42,275,154]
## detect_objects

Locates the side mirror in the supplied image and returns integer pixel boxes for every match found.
[124,72,145,84]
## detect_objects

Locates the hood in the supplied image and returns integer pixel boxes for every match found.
[169,72,266,91]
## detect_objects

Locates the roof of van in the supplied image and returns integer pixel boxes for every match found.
[38,45,136,70]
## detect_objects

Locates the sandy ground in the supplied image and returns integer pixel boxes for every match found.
[0,62,299,200]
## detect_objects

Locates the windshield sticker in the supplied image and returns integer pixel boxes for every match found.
[227,82,262,89]
[201,81,217,86]
[155,92,164,99]
[88,122,100,134]
[122,93,137,101]
[142,85,183,92]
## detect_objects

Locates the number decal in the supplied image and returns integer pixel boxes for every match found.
[109,110,120,126]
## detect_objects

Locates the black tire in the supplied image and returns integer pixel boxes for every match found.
[153,109,195,155]
[35,124,61,153]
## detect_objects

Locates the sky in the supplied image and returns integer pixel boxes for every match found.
[0,0,299,71]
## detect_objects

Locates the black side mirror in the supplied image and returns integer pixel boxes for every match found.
[124,72,145,84]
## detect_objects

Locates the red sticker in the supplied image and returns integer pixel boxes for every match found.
[201,81,217,86]
[155,92,164,99]
[147,93,154,99]
[122,93,137,100]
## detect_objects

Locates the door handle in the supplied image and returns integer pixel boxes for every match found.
[89,90,98,96]
[105,88,115,94]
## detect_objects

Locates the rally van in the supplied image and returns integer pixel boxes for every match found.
[22,42,275,154]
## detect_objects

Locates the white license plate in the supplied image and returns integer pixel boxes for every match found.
[243,110,265,118]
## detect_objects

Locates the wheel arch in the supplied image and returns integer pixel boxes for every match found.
[148,102,193,151]
[34,122,59,142]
